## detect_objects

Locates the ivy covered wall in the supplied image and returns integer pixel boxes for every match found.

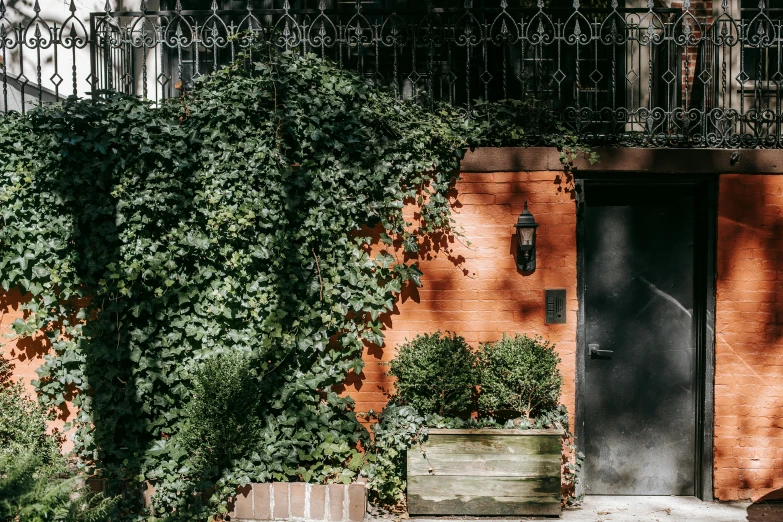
[0,52,468,519]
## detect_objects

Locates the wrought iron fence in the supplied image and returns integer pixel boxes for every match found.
[4,0,783,147]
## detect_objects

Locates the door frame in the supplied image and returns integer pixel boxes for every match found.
[574,174,717,500]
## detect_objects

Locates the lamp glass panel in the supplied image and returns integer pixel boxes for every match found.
[519,227,535,246]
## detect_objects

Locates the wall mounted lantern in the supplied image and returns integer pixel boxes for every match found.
[515,200,539,272]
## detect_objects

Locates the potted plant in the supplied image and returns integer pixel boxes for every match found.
[365,332,567,516]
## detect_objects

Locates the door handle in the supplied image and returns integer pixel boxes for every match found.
[589,344,613,358]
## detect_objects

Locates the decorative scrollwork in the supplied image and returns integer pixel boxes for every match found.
[489,2,519,45]
[0,0,19,51]
[309,2,339,50]
[23,0,54,50]
[380,13,408,48]
[453,3,483,47]
[2,0,783,148]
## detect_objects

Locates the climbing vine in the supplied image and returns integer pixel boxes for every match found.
[0,48,594,520]
[0,51,468,520]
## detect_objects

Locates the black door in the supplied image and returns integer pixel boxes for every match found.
[582,184,699,496]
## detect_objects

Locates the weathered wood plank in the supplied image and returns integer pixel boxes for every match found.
[407,476,561,516]
[427,429,563,436]
[406,432,562,516]
[407,496,562,516]
[408,475,560,500]
[407,451,560,477]
[421,433,562,455]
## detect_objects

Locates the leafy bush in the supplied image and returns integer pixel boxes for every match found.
[0,362,116,522]
[0,450,117,522]
[477,334,562,421]
[363,404,426,506]
[387,332,476,416]
[176,351,264,474]
[0,367,61,464]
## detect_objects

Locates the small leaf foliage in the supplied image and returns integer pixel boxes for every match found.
[387,331,477,416]
[0,362,116,522]
[0,51,467,519]
[477,334,563,421]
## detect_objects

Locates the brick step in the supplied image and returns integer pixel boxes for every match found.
[230,482,367,522]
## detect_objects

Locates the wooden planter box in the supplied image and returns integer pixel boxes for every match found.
[407,428,563,516]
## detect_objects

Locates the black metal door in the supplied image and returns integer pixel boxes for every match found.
[582,184,697,496]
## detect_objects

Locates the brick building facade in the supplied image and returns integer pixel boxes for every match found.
[340,148,783,502]
[4,147,783,501]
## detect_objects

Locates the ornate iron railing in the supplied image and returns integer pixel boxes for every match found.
[4,0,783,147]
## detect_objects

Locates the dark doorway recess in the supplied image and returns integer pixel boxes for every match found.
[575,177,716,500]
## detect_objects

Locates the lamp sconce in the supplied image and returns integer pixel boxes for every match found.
[515,200,539,272]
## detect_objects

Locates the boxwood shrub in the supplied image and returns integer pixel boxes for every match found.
[477,334,562,421]
[387,331,476,416]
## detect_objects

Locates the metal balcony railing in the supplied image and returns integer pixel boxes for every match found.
[3,0,783,147]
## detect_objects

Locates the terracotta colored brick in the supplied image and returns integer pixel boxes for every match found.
[327,484,345,522]
[492,172,528,183]
[347,484,366,522]
[272,482,289,519]
[309,484,326,521]
[233,485,253,520]
[289,483,306,518]
[714,174,783,501]
[253,483,271,520]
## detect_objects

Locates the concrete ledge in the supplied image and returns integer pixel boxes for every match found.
[229,482,367,522]
[460,147,783,174]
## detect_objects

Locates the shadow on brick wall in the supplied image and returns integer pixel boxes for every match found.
[715,175,783,501]
[0,288,49,378]
[334,219,469,412]
[747,489,783,521]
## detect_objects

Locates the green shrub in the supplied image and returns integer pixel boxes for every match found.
[368,333,578,508]
[0,366,60,465]
[0,362,116,522]
[477,334,562,421]
[0,450,117,522]
[387,332,476,416]
[175,351,264,473]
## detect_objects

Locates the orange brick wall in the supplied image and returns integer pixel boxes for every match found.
[1,288,42,397]
[714,174,783,502]
[0,288,74,451]
[6,169,783,502]
[341,171,579,421]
